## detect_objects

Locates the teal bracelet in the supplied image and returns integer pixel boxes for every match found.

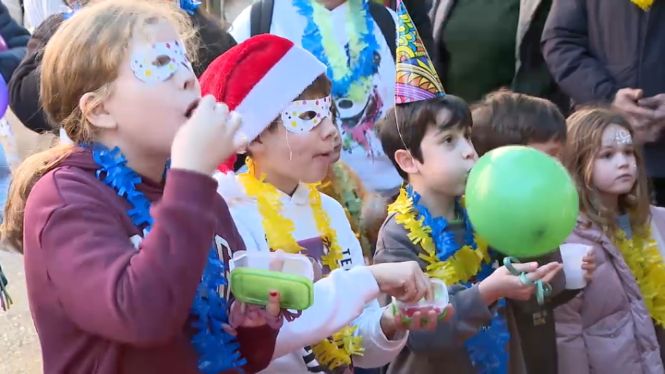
[503,257,552,306]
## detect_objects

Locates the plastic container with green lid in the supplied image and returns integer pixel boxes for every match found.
[229,251,315,311]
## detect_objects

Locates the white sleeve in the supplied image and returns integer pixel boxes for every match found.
[229,5,252,43]
[337,204,407,368]
[352,300,408,368]
[273,266,380,358]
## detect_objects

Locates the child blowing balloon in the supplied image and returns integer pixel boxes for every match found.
[556,107,665,373]
[375,94,562,373]
[0,1,283,373]
[373,5,561,372]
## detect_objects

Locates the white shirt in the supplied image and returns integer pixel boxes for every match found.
[216,172,406,373]
[230,0,402,192]
[23,0,70,31]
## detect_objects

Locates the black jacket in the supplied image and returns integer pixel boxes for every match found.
[9,9,237,134]
[190,10,237,77]
[386,0,434,54]
[542,0,665,176]
[431,0,568,112]
[0,2,30,82]
[9,13,65,134]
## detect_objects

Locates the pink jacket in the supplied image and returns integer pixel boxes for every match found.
[554,207,665,374]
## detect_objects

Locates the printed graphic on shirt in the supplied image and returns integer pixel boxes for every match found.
[215,235,233,299]
[265,236,355,281]
[336,66,387,159]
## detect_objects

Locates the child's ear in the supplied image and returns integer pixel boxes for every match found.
[79,92,117,130]
[394,149,418,175]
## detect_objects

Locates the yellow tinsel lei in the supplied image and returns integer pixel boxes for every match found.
[388,188,490,285]
[238,158,364,369]
[631,0,654,11]
[615,227,665,328]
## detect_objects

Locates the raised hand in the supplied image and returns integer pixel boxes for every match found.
[171,95,246,175]
[479,262,562,303]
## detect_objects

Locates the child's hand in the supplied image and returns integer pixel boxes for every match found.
[479,262,562,304]
[226,290,283,335]
[380,303,455,339]
[171,95,246,175]
[368,262,432,304]
[582,250,596,282]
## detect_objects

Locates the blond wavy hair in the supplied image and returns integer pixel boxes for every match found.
[1,0,196,251]
[562,107,651,236]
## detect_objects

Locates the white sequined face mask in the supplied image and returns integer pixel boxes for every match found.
[280,96,333,133]
[130,40,192,84]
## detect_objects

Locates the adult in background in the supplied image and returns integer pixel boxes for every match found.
[542,0,665,205]
[383,0,434,53]
[0,0,29,222]
[9,0,238,135]
[430,0,567,111]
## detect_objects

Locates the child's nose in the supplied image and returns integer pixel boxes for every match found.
[176,66,197,91]
[319,118,338,140]
[462,138,478,160]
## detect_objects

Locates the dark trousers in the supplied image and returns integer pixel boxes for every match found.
[652,178,665,207]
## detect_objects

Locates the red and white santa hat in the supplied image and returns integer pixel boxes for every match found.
[200,34,327,171]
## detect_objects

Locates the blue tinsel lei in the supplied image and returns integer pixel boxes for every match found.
[180,0,201,15]
[407,186,510,373]
[293,0,380,99]
[90,144,245,374]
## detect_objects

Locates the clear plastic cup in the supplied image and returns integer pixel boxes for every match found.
[393,279,449,317]
[560,243,592,290]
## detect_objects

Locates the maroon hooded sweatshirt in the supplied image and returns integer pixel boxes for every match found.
[23,148,276,374]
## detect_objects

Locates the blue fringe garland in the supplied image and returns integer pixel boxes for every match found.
[293,0,380,99]
[180,0,201,15]
[406,186,510,373]
[90,144,245,374]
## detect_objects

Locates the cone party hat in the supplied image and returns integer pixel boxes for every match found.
[395,0,445,104]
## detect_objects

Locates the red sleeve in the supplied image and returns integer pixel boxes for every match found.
[39,169,218,346]
[235,325,279,373]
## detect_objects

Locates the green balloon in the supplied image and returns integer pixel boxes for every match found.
[465,146,579,258]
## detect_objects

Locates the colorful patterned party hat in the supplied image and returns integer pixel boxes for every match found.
[395,0,445,104]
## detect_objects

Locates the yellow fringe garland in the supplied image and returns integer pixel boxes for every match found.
[238,158,364,369]
[615,227,665,328]
[631,0,653,11]
[388,188,491,285]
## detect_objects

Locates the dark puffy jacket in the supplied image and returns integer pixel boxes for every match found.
[542,0,665,177]
[0,2,30,82]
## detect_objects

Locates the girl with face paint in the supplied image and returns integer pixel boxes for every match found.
[1,1,283,373]
[555,107,665,373]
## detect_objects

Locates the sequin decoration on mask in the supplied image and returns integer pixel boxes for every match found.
[281,96,333,133]
[130,40,192,84]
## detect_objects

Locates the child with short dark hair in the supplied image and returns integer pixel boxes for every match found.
[375,93,562,373]
[373,9,562,372]
[470,89,594,374]
[471,90,567,158]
